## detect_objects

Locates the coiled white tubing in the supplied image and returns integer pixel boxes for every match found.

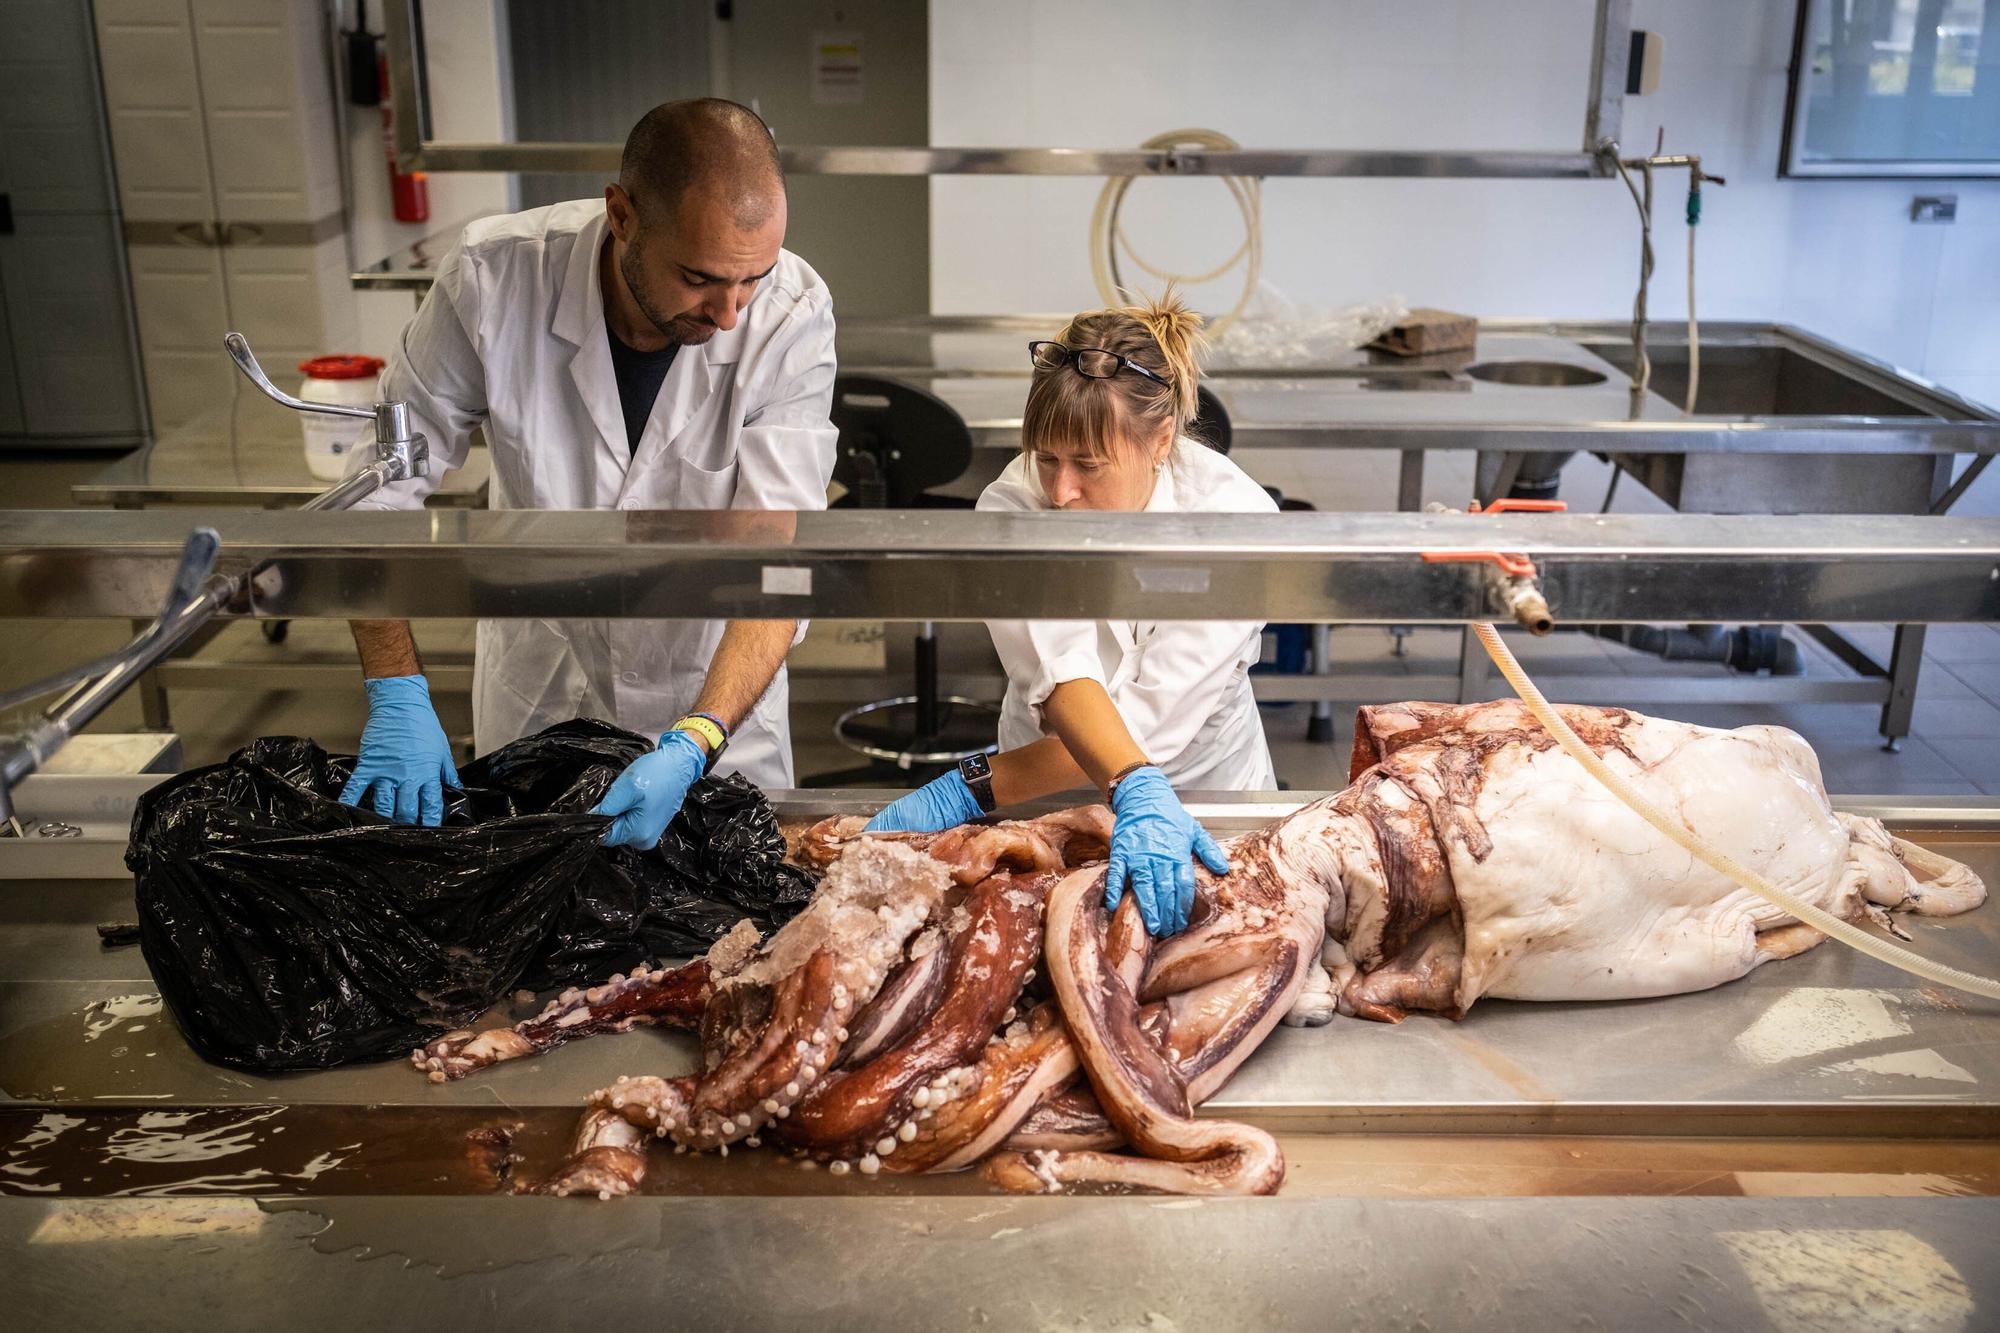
[1089,129,1262,334]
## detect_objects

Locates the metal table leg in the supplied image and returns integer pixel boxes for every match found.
[1397,450,1425,513]
[1390,452,1425,658]
[1880,624,1927,752]
[1308,624,1334,742]
[1457,626,1490,703]
[1473,451,1526,507]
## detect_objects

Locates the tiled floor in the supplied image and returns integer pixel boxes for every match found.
[6,450,1999,798]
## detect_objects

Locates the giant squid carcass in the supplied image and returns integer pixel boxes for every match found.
[414,702,1986,1196]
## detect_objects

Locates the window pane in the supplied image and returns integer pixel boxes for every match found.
[1798,0,1998,168]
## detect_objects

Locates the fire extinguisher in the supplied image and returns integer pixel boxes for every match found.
[378,51,429,224]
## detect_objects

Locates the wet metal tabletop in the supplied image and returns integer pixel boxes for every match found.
[10,1193,1999,1332]
[6,791,1999,1330]
[2,793,1995,1132]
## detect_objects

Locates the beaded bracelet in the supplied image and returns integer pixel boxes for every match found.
[1104,760,1153,796]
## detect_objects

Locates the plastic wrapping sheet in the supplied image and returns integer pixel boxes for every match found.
[1214,285,1407,367]
[128,720,811,1071]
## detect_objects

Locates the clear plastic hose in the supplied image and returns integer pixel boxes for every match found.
[1474,621,2000,1001]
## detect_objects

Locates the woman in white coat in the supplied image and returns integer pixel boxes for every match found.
[867,296,1277,938]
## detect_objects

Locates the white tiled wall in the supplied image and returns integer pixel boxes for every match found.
[928,0,2000,412]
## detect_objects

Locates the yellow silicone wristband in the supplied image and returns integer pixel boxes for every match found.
[671,714,727,754]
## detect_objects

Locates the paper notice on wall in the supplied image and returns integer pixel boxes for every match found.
[812,32,863,104]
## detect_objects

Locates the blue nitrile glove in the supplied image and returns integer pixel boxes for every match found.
[864,770,984,833]
[340,674,460,827]
[1105,766,1231,938]
[592,730,706,850]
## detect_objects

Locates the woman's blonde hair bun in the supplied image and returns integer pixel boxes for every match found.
[1128,290,1206,424]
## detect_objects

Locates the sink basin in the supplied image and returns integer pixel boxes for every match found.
[1465,360,1609,387]
[1574,341,1932,417]
[1563,338,1956,513]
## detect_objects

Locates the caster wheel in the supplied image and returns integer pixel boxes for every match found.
[262,620,290,644]
[1305,715,1333,744]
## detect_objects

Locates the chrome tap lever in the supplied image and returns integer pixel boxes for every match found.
[224,332,428,485]
[225,331,373,420]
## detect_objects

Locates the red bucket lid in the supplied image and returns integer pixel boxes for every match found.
[298,354,385,380]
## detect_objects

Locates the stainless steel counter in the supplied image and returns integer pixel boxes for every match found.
[3,790,1995,1137]
[4,815,1995,1138]
[843,321,2000,462]
[328,290,2000,467]
[5,789,1997,1330]
[72,391,490,510]
[8,1193,1996,1331]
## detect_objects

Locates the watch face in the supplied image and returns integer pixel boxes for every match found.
[959,753,995,810]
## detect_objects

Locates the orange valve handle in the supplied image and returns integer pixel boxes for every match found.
[1421,497,1569,576]
[1420,550,1539,578]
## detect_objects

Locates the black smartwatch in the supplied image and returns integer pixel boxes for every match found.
[957,752,998,814]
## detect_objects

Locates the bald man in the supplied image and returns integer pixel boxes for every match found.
[341,99,837,845]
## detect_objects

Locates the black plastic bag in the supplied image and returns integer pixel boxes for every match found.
[486,723,815,986]
[130,719,811,1072]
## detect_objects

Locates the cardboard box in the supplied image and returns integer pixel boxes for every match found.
[1371,308,1478,357]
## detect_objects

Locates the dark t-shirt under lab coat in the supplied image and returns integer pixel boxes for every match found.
[605,319,679,456]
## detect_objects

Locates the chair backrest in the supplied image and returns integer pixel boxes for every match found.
[1189,384,1233,454]
[830,375,974,508]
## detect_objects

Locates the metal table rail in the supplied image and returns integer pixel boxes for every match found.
[3,509,1997,625]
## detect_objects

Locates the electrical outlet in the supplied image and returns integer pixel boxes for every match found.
[1911,195,1957,224]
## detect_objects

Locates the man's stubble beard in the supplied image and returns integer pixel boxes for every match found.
[620,238,717,346]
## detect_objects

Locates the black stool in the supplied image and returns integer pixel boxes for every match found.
[814,376,1002,784]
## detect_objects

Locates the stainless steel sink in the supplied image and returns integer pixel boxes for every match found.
[1532,324,1986,514]
[1465,360,1609,388]
[1573,338,1934,418]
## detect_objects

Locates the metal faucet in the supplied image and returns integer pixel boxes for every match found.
[1,529,230,835]
[1592,138,1725,419]
[0,338,436,833]
[224,332,429,508]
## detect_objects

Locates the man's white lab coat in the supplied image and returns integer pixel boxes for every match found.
[355,199,838,785]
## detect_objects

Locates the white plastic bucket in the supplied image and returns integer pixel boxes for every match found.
[298,355,385,481]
